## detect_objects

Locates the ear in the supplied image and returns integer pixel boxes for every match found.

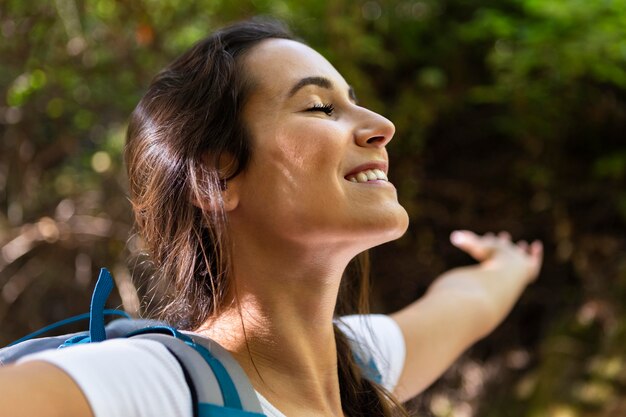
[192,151,241,213]
[221,175,240,212]
[218,151,241,212]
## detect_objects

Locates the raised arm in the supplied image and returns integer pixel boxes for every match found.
[0,361,93,417]
[391,231,543,401]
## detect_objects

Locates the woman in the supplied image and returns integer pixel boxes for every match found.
[0,18,542,417]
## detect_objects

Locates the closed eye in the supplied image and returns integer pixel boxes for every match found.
[306,103,335,116]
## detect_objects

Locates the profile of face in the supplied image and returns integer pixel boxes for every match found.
[225,39,409,254]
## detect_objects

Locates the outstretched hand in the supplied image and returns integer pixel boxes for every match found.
[450,230,543,285]
[391,229,544,401]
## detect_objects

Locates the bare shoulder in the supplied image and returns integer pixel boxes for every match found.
[0,361,93,417]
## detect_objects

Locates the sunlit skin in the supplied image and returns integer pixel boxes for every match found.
[227,39,409,253]
[196,39,543,417]
[202,39,410,417]
[0,39,543,417]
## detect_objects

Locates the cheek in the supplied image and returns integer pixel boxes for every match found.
[269,136,307,174]
[273,122,345,176]
[239,118,350,217]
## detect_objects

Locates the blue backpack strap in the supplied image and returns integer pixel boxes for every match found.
[5,268,130,350]
[196,404,265,417]
[7,309,128,348]
[89,268,115,342]
[3,266,265,416]
[186,333,265,414]
[56,268,129,348]
[128,327,265,416]
[353,354,383,385]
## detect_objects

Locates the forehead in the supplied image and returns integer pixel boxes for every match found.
[242,38,347,98]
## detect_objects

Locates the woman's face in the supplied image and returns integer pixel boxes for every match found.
[228,38,409,252]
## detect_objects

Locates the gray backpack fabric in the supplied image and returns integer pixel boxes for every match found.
[1,268,383,416]
[0,318,161,365]
[0,269,265,417]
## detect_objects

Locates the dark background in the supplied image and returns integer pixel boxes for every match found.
[1,1,625,415]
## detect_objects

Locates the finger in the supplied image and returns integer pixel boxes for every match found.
[528,240,544,281]
[530,240,543,260]
[450,230,495,261]
[481,232,498,248]
[518,240,528,251]
[498,231,512,241]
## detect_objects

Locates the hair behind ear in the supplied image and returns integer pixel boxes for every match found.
[191,152,240,213]
[125,18,294,329]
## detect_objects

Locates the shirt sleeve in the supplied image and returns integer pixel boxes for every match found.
[18,338,192,417]
[336,314,406,392]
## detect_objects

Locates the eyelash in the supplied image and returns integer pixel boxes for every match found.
[307,103,335,116]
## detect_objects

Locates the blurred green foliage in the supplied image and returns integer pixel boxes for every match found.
[1,0,625,416]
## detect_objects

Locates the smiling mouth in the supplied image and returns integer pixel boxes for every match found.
[345,169,388,183]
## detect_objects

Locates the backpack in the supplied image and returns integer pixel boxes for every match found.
[0,268,265,417]
[0,268,384,417]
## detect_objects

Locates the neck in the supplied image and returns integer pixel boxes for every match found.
[196,233,356,416]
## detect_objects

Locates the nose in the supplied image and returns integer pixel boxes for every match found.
[353,107,396,148]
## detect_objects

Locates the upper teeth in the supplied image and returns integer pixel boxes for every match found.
[346,169,388,183]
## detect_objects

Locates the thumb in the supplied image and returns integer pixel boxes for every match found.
[450,230,495,261]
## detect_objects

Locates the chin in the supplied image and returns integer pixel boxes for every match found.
[354,207,410,250]
[381,210,410,242]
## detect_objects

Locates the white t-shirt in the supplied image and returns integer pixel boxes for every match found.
[19,314,405,417]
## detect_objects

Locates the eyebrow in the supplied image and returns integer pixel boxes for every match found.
[287,76,358,102]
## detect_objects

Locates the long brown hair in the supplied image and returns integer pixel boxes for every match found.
[125,17,409,417]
